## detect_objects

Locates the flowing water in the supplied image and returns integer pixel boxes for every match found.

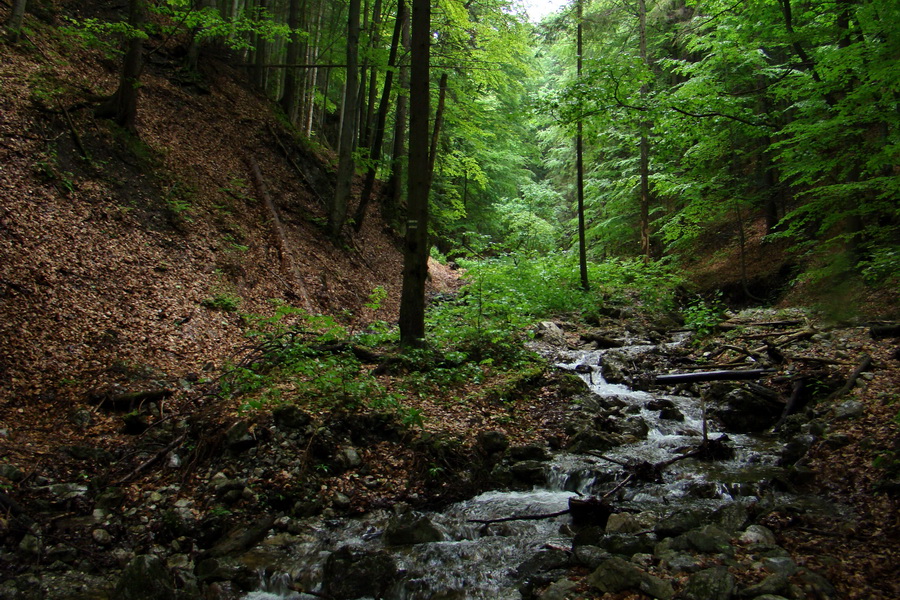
[244,340,786,600]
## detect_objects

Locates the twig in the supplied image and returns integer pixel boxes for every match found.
[468,508,571,525]
[601,473,634,500]
[57,100,90,160]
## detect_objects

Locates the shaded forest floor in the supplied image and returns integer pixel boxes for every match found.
[1,5,899,600]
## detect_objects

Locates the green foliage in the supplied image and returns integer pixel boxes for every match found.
[682,292,726,337]
[202,292,242,312]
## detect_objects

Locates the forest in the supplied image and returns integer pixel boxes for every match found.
[0,0,898,599]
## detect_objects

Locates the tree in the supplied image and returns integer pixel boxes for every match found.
[6,0,27,42]
[575,0,589,289]
[330,0,362,239]
[95,0,146,134]
[398,0,431,346]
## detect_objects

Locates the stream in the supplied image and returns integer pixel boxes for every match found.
[242,339,797,600]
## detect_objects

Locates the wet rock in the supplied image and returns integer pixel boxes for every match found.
[777,434,816,466]
[535,321,567,347]
[574,531,654,557]
[92,529,112,545]
[606,513,642,534]
[96,486,126,510]
[708,387,782,433]
[618,416,649,439]
[538,577,578,600]
[322,547,399,599]
[654,508,710,537]
[659,407,685,421]
[646,399,675,411]
[510,460,547,486]
[272,404,311,430]
[763,556,798,577]
[574,545,613,569]
[383,513,443,545]
[332,492,352,510]
[738,572,789,598]
[509,444,549,462]
[47,483,88,501]
[586,557,673,599]
[568,430,623,454]
[206,516,275,558]
[337,446,362,470]
[478,430,509,454]
[114,555,176,600]
[680,566,734,600]
[514,548,571,579]
[600,352,630,384]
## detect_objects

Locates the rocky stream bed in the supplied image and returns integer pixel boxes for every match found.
[1,308,898,599]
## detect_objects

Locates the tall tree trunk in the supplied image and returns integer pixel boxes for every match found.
[361,0,383,147]
[353,0,405,232]
[96,0,145,134]
[428,72,448,185]
[385,2,410,216]
[575,0,589,291]
[281,0,303,123]
[398,0,430,346]
[637,0,653,261]
[329,0,361,239]
[7,0,27,42]
[253,0,269,93]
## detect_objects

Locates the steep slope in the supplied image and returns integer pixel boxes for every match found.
[0,6,454,455]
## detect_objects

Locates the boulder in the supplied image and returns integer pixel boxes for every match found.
[535,321,568,346]
[600,352,630,384]
[114,555,176,600]
[383,513,443,546]
[272,404,311,430]
[708,387,782,433]
[478,430,509,454]
[322,547,399,599]
[680,567,734,600]
[586,557,673,599]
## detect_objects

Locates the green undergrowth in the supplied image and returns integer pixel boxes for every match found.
[216,256,686,425]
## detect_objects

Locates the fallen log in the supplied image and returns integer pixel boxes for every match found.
[95,389,173,412]
[651,369,774,385]
[825,354,873,402]
[870,323,900,339]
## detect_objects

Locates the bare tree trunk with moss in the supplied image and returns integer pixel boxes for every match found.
[96,0,145,134]
[7,0,27,42]
[329,0,360,239]
[398,0,430,347]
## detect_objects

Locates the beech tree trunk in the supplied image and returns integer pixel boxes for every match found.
[637,0,652,261]
[575,0,589,291]
[385,4,410,216]
[398,0,430,346]
[7,0,27,42]
[280,0,303,123]
[96,0,145,134]
[428,72,448,184]
[329,0,361,239]
[353,0,405,232]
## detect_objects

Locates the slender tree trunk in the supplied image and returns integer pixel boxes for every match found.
[637,0,653,261]
[385,3,410,215]
[428,72,448,185]
[96,0,145,134]
[353,0,405,232]
[575,0,589,290]
[362,0,383,147]
[330,0,361,239]
[7,0,28,42]
[253,0,269,93]
[281,0,303,123]
[398,0,430,346]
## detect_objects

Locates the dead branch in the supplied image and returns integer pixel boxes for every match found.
[468,508,570,525]
[115,434,186,485]
[825,354,873,402]
[651,369,774,385]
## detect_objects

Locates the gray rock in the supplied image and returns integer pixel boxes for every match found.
[659,407,685,421]
[337,446,362,469]
[508,444,549,462]
[833,400,864,419]
[711,502,749,533]
[777,434,815,466]
[322,547,399,599]
[657,550,702,573]
[573,545,612,569]
[568,430,624,454]
[739,525,777,547]
[654,508,710,537]
[708,387,782,433]
[47,483,88,501]
[738,572,789,598]
[682,525,734,556]
[510,460,547,485]
[383,513,443,545]
[538,577,578,600]
[600,352,630,384]
[586,557,673,599]
[18,534,42,560]
[114,555,176,600]
[680,566,734,600]
[535,321,567,347]
[92,529,112,545]
[514,548,571,579]
[606,513,642,534]
[225,421,256,453]
[795,568,837,599]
